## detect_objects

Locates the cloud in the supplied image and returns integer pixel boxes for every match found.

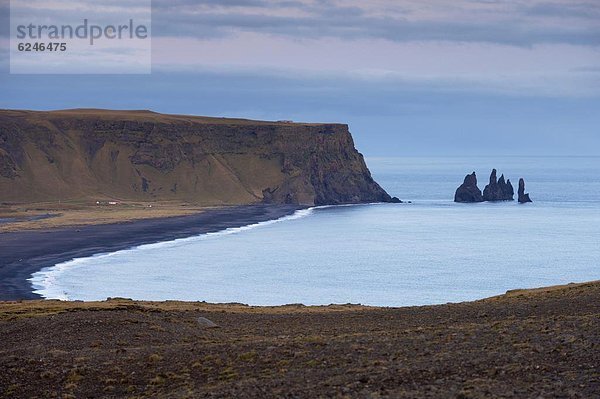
[5,1,600,46]
[144,0,600,98]
[150,0,600,47]
[4,1,599,46]
[2,0,599,98]
[525,1,600,19]
[148,33,600,97]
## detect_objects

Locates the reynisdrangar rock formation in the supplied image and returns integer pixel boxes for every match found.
[454,172,484,203]
[455,169,531,204]
[518,178,533,203]
[482,169,514,201]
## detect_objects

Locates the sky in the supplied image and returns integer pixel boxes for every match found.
[0,0,599,156]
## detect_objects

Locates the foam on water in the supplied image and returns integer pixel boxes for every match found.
[29,206,316,300]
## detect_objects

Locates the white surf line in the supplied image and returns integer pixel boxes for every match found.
[29,202,393,300]
[28,206,319,300]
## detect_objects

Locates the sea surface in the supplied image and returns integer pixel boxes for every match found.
[31,157,600,306]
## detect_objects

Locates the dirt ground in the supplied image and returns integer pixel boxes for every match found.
[0,201,207,232]
[0,281,598,398]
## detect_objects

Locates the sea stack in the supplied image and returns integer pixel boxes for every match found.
[518,178,533,203]
[454,172,484,203]
[482,169,514,201]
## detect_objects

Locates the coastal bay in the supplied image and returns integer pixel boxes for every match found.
[0,205,300,301]
[2,0,598,395]
[0,110,598,398]
[23,156,600,306]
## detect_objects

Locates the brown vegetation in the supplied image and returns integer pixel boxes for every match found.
[1,281,598,398]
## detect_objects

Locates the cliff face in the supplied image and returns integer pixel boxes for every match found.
[0,109,393,206]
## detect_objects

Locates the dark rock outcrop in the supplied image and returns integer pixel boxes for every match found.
[454,172,484,203]
[482,169,514,201]
[456,169,531,204]
[518,178,533,203]
[0,109,396,206]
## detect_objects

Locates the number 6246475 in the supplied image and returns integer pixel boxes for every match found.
[17,42,67,52]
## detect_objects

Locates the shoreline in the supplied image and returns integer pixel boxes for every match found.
[0,204,302,301]
[1,279,596,307]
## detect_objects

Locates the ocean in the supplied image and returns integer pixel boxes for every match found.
[30,156,600,306]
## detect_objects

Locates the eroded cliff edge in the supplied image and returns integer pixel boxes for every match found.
[0,109,394,206]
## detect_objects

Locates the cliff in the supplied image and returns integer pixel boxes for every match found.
[0,109,394,206]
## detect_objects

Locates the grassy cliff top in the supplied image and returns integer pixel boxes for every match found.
[0,108,346,127]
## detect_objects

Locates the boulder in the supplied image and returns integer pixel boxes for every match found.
[197,317,220,329]
[454,172,484,203]
[482,169,514,201]
[518,178,533,203]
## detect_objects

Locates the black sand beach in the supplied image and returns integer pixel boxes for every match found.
[0,205,301,301]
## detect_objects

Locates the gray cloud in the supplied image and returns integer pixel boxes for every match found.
[3,1,599,46]
[0,2,7,40]
[151,15,600,47]
[525,1,600,19]
[149,0,600,46]
[1,1,150,39]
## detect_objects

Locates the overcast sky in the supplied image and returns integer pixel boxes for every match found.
[1,0,599,156]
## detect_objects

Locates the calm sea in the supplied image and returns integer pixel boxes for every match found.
[31,157,600,306]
